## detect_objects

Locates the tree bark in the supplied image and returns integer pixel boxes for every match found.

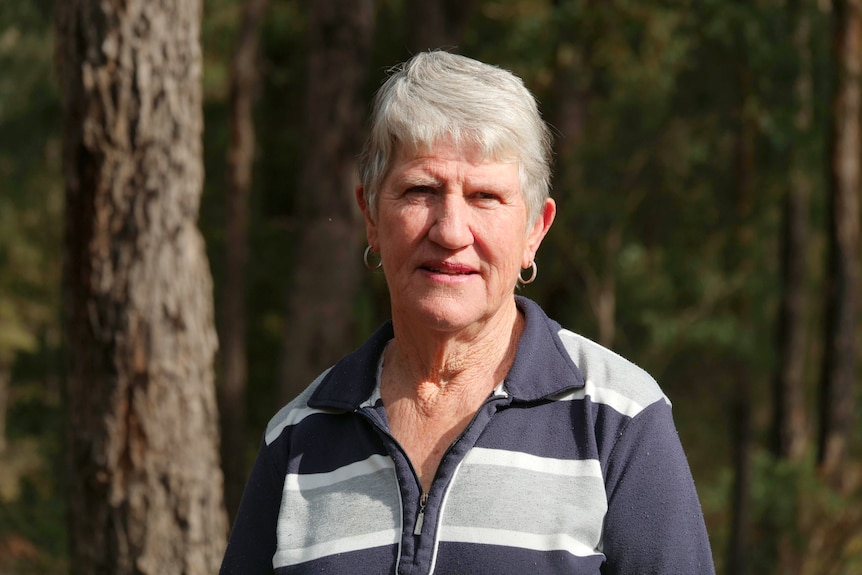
[277,0,376,404]
[818,0,861,488]
[220,0,270,524]
[55,1,227,573]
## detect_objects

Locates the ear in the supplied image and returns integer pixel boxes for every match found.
[523,198,556,267]
[355,185,378,248]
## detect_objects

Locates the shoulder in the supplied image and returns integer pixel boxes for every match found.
[263,321,394,446]
[554,327,670,418]
[264,368,335,446]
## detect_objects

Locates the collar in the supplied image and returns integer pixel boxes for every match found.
[307,296,585,410]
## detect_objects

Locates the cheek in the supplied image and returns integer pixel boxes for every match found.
[492,220,529,252]
[384,211,429,246]
[378,223,418,268]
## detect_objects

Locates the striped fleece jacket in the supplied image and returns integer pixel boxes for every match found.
[220,296,715,575]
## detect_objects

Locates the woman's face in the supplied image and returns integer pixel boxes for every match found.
[357,139,555,335]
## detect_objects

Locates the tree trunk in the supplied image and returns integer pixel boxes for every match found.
[772,0,812,464]
[818,0,861,488]
[579,228,621,349]
[726,58,757,575]
[405,0,480,54]
[55,1,227,573]
[544,3,595,330]
[277,0,376,404]
[726,388,753,575]
[220,0,270,524]
[595,227,620,349]
[767,9,813,575]
[0,361,9,454]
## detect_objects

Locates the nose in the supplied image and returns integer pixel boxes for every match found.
[428,192,473,249]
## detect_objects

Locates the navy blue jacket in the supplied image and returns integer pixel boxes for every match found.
[221,297,715,574]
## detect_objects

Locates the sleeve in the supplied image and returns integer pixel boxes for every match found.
[600,399,715,575]
[219,440,285,575]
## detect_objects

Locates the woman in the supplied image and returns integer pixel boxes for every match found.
[221,51,715,575]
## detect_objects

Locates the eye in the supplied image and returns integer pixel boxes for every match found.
[472,191,502,203]
[403,185,438,205]
[406,185,435,194]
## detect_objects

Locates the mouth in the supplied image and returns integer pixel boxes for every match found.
[421,262,477,276]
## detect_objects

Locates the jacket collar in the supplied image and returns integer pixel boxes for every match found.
[505,296,586,401]
[307,296,584,410]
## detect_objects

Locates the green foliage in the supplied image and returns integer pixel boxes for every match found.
[0,365,65,570]
[0,418,67,574]
[752,452,862,575]
[0,0,62,365]
[701,451,862,575]
[0,1,65,570]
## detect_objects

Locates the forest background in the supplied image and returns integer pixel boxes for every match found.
[1,0,861,573]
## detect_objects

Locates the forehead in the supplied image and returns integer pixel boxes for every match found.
[387,139,520,186]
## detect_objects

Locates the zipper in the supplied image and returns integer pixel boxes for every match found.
[354,391,509,572]
[406,390,507,539]
[354,409,426,530]
[414,491,429,535]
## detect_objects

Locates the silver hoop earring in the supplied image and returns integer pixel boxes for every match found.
[518,261,537,285]
[363,245,382,270]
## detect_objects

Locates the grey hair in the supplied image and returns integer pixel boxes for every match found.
[358,51,553,224]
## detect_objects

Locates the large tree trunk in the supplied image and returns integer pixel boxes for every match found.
[277,0,376,404]
[818,0,861,488]
[55,1,227,573]
[220,0,270,524]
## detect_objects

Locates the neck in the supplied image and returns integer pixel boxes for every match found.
[384,301,523,408]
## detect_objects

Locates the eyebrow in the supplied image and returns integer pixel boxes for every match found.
[396,174,443,188]
[389,160,520,197]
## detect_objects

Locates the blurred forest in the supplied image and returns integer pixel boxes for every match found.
[1,0,861,573]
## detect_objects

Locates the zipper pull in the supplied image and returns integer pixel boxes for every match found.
[414,492,428,536]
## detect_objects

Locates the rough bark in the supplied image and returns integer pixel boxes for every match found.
[220,0,270,524]
[819,0,861,487]
[772,0,812,464]
[55,1,227,572]
[277,0,376,404]
[405,0,480,54]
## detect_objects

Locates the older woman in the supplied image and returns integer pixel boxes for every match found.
[221,51,715,575]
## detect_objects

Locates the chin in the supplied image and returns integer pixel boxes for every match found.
[395,293,501,334]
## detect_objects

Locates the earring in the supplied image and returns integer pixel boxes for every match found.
[363,245,382,270]
[518,261,537,285]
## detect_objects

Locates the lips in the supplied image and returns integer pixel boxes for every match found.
[421,261,476,275]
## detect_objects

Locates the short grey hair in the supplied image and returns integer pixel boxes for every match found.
[358,51,553,224]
